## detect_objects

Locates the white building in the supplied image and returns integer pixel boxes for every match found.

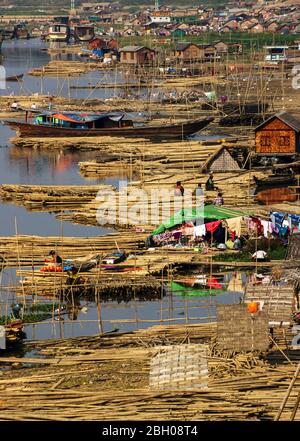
[149,16,171,24]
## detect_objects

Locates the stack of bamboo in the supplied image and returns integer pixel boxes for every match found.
[0,184,114,211]
[0,233,145,267]
[28,60,112,77]
[0,324,300,420]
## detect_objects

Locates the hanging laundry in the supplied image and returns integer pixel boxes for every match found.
[226,216,243,237]
[172,231,182,241]
[182,222,194,236]
[288,214,300,231]
[206,277,222,290]
[248,217,263,236]
[260,220,272,238]
[194,224,206,237]
[271,223,279,235]
[153,231,172,244]
[270,212,285,227]
[205,220,222,233]
[279,225,289,238]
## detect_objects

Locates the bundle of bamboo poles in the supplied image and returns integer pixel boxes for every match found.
[0,184,114,211]
[28,60,111,77]
[0,233,146,267]
[1,328,300,420]
[25,323,218,350]
[16,268,163,300]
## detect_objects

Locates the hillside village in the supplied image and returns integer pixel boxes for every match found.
[72,1,300,36]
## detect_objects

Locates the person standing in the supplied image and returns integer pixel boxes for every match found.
[193,183,204,196]
[174,181,184,196]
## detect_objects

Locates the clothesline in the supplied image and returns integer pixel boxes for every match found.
[151,210,300,247]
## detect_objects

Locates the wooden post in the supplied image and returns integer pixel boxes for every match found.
[290,391,300,421]
[274,363,300,421]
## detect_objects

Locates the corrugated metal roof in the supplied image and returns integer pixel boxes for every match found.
[120,46,147,52]
[255,111,300,132]
[174,42,193,51]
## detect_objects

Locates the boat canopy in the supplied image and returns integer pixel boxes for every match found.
[51,113,81,123]
[35,112,125,124]
[152,204,248,235]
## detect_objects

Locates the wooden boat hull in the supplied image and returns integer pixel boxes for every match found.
[171,281,225,297]
[255,187,298,204]
[6,74,24,82]
[4,117,214,139]
[254,176,296,190]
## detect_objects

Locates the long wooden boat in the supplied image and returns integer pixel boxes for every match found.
[15,27,31,39]
[255,187,298,204]
[6,74,24,82]
[4,116,214,139]
[254,175,296,190]
[171,281,225,297]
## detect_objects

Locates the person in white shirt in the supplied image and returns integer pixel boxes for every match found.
[252,250,267,262]
[282,216,289,228]
[11,101,19,111]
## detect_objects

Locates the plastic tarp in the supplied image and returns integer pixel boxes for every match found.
[37,112,125,124]
[170,281,225,297]
[51,113,82,123]
[152,204,247,235]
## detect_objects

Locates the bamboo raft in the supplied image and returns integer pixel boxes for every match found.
[28,60,114,77]
[0,137,264,227]
[16,269,163,300]
[0,184,114,211]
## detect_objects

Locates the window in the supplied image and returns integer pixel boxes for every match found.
[260,136,271,147]
[279,136,290,147]
[130,52,134,60]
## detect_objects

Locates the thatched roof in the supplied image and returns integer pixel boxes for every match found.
[200,146,241,173]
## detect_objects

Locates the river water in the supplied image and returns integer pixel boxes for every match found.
[0,39,245,342]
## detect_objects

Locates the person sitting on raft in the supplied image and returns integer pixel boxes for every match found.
[214,192,224,206]
[205,172,215,191]
[46,250,63,266]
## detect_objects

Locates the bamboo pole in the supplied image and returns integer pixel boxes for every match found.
[274,363,300,421]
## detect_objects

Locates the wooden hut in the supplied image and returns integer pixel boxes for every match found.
[214,41,229,54]
[200,146,241,173]
[173,43,206,62]
[254,111,300,156]
[88,37,118,50]
[119,46,156,65]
